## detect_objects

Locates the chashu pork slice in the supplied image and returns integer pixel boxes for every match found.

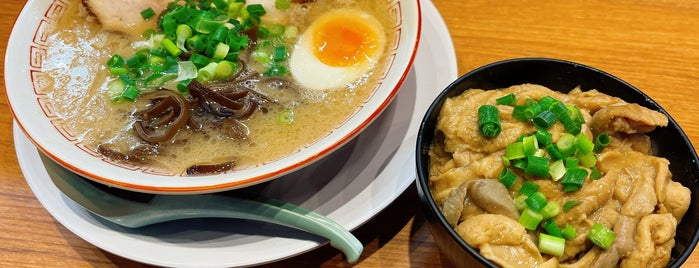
[84,0,169,35]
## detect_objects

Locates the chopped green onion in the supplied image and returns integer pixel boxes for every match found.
[514,195,528,211]
[278,109,294,124]
[542,219,563,238]
[275,0,291,10]
[525,155,549,178]
[161,38,183,57]
[189,53,211,67]
[496,93,516,106]
[539,233,566,257]
[506,142,526,160]
[525,192,548,212]
[538,96,557,110]
[140,7,156,20]
[545,143,564,161]
[176,24,193,50]
[519,208,544,230]
[556,133,577,156]
[478,105,501,138]
[567,104,586,126]
[588,223,616,250]
[246,4,267,17]
[541,201,561,219]
[214,60,237,80]
[522,135,539,155]
[524,102,543,119]
[561,224,577,240]
[109,67,129,76]
[518,181,540,196]
[590,167,603,180]
[512,159,526,169]
[512,105,529,121]
[594,133,611,153]
[533,110,557,129]
[107,54,125,67]
[501,156,511,167]
[107,79,126,102]
[197,62,218,82]
[267,24,286,37]
[574,133,595,154]
[126,53,147,68]
[121,84,141,101]
[211,42,231,60]
[176,79,191,93]
[563,200,582,212]
[549,160,566,181]
[561,168,587,192]
[551,101,581,135]
[498,168,517,188]
[264,64,288,76]
[273,46,288,62]
[564,156,579,169]
[577,150,597,168]
[535,129,552,146]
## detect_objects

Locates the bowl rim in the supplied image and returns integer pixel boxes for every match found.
[415,57,699,267]
[5,0,423,194]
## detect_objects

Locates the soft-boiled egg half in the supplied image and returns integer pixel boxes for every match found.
[289,9,386,91]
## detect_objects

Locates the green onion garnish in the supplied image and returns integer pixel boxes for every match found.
[140,7,156,20]
[574,133,595,154]
[519,207,544,230]
[533,110,557,129]
[548,159,566,181]
[563,200,582,212]
[518,181,539,196]
[539,233,565,257]
[525,192,548,212]
[506,142,526,160]
[496,93,516,106]
[561,224,577,240]
[588,223,616,250]
[478,104,501,138]
[278,109,294,124]
[540,201,561,219]
[561,168,588,192]
[524,155,549,178]
[556,133,577,156]
[594,133,611,153]
[498,168,517,188]
[542,219,563,238]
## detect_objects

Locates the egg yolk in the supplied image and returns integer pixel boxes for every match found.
[312,16,380,67]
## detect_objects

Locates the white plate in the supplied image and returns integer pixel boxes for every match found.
[15,1,457,267]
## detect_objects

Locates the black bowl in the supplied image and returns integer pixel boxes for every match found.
[415,58,699,267]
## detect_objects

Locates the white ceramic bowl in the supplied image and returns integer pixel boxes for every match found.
[5,0,421,194]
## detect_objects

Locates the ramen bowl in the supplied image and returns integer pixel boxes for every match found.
[5,0,421,194]
[415,58,699,267]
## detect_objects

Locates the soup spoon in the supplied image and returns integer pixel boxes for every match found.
[41,154,363,263]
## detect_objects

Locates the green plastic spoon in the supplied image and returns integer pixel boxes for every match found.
[41,154,363,263]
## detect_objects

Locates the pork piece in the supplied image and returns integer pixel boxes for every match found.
[621,214,677,268]
[659,181,691,221]
[590,103,668,134]
[84,0,169,34]
[456,214,544,268]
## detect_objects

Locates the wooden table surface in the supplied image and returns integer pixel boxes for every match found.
[3,0,699,267]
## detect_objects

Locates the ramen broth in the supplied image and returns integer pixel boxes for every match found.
[42,0,396,174]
